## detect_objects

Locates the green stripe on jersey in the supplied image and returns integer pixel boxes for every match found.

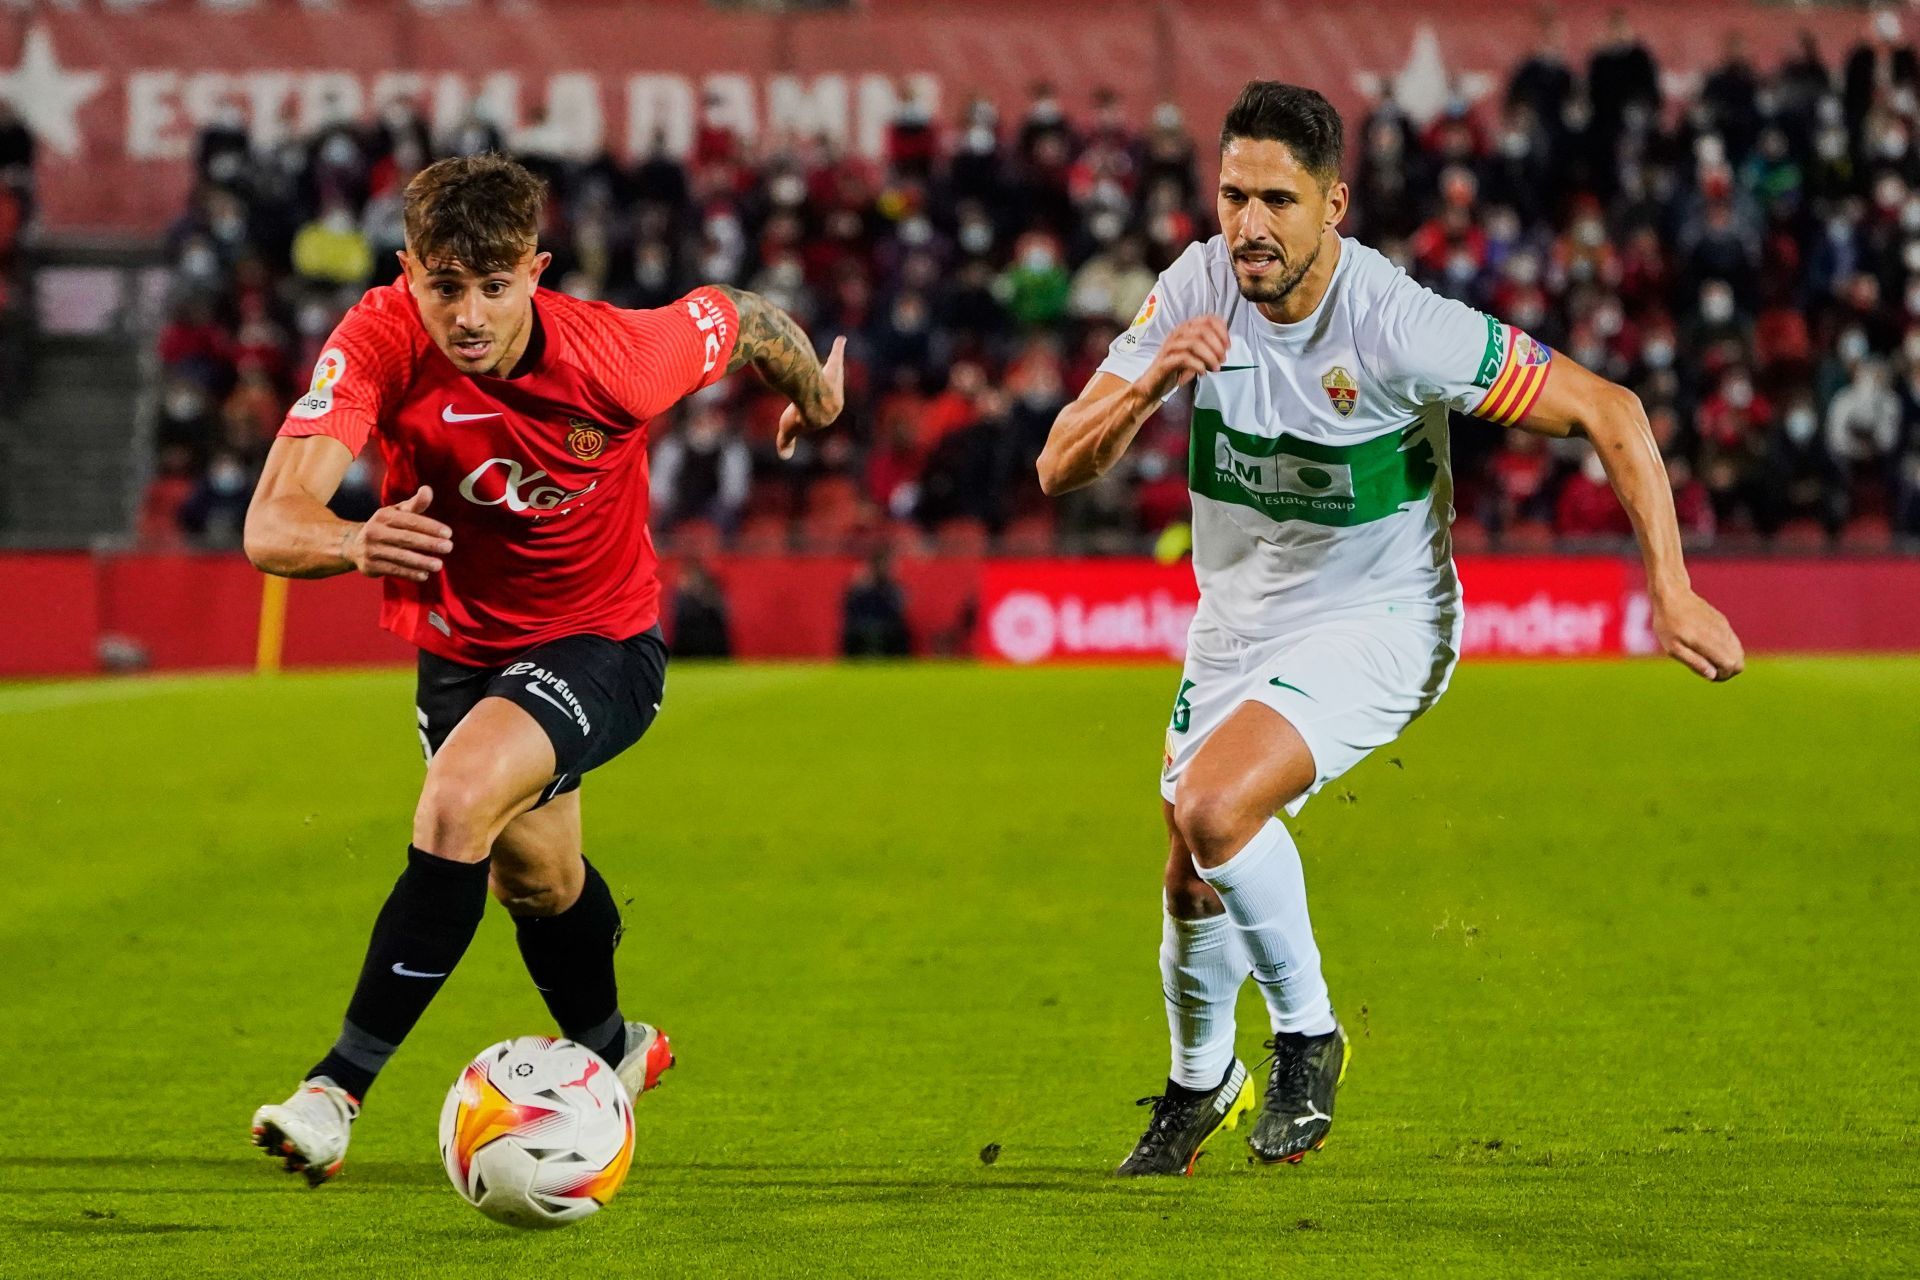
[1188,408,1438,528]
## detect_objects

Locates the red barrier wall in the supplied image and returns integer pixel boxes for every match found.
[2,551,1918,678]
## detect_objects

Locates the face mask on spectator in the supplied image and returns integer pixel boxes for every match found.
[180,243,220,282]
[1828,214,1856,245]
[1446,250,1477,284]
[1514,299,1547,330]
[1701,288,1734,324]
[1876,174,1908,211]
[1643,338,1675,369]
[959,221,993,255]
[165,387,207,421]
[1090,209,1124,243]
[1905,331,1920,363]
[209,458,248,495]
[1907,283,1920,316]
[321,207,354,235]
[1593,302,1624,337]
[1022,244,1058,273]
[1500,130,1531,159]
[1581,451,1608,484]
[1840,329,1870,363]
[298,301,332,336]
[900,216,933,247]
[770,173,806,207]
[1785,406,1818,444]
[1506,252,1541,286]
[1816,128,1848,162]
[1724,378,1753,409]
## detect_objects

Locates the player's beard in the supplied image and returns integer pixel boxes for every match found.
[1233,238,1320,307]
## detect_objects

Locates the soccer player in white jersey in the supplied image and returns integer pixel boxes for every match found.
[1037,82,1746,1176]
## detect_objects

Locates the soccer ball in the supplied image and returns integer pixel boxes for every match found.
[438,1036,635,1229]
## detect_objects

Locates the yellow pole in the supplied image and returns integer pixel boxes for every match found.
[256,574,289,675]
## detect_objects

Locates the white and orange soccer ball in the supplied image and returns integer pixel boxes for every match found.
[438,1036,635,1229]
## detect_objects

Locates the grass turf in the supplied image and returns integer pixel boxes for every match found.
[0,657,1916,1277]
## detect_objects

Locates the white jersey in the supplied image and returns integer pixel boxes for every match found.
[1099,235,1552,640]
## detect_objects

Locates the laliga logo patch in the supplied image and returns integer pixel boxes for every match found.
[565,418,607,461]
[1321,365,1358,417]
[1129,292,1158,329]
[288,347,346,420]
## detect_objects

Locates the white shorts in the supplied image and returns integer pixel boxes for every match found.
[1160,609,1462,815]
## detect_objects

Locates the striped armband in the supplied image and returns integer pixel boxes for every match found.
[1469,319,1553,427]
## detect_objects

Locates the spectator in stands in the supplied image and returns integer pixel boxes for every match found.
[1555,447,1633,539]
[176,447,254,548]
[841,549,912,658]
[652,402,752,532]
[291,195,372,287]
[671,562,734,659]
[0,99,33,216]
[1826,357,1901,515]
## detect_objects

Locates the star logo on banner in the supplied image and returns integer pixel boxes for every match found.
[1351,24,1495,127]
[0,25,106,159]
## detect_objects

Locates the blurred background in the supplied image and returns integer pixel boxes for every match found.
[2,0,1918,674]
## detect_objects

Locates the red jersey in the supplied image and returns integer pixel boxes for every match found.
[278,277,738,666]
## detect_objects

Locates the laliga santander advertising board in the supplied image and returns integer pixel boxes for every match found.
[976,558,1651,665]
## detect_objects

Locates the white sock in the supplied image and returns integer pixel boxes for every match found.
[1160,911,1248,1090]
[1195,818,1337,1036]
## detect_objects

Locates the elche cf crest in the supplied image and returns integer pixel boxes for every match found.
[1321,366,1358,417]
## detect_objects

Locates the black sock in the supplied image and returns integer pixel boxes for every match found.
[308,845,491,1099]
[513,858,626,1065]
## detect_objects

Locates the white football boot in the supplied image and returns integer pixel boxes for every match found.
[611,1021,676,1100]
[250,1078,359,1186]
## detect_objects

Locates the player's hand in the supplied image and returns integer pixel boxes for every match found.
[1140,316,1230,401]
[776,335,846,460]
[345,486,453,584]
[1652,587,1745,682]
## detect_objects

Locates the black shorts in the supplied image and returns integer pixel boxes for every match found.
[415,627,668,806]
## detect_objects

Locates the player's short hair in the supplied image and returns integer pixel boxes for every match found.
[1220,82,1344,187]
[402,153,547,274]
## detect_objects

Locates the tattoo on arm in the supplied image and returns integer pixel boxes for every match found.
[714,284,834,421]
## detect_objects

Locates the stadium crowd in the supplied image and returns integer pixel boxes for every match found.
[0,99,30,411]
[137,13,1920,554]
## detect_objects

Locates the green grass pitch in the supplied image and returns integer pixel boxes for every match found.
[1,657,1917,1277]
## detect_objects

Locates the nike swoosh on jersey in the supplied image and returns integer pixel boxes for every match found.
[1267,678,1315,699]
[442,406,503,422]
[391,962,449,978]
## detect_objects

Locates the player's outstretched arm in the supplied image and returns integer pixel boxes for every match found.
[714,285,845,459]
[1511,358,1746,682]
[1037,316,1229,495]
[244,435,452,583]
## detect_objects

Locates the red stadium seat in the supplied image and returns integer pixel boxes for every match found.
[1772,519,1829,552]
[1840,515,1893,553]
[885,520,932,558]
[1449,517,1491,554]
[1501,520,1555,553]
[665,518,723,559]
[934,517,991,556]
[998,512,1055,556]
[732,512,790,556]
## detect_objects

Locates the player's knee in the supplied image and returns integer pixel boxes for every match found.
[414,765,515,860]
[1173,786,1260,869]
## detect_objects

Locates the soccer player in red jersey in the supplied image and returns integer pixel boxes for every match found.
[240,154,844,1185]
